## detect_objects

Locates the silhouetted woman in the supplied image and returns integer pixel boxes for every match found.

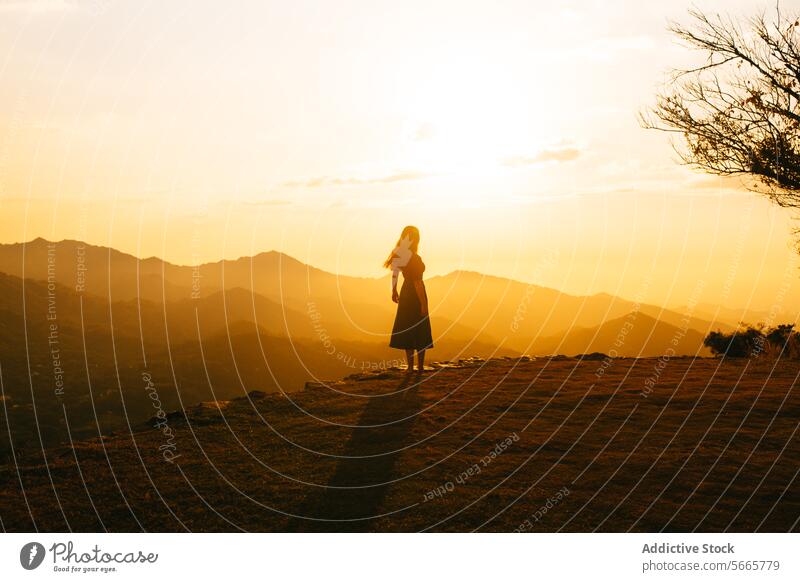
[384,225,433,374]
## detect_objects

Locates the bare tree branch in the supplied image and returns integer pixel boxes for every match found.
[643,4,800,208]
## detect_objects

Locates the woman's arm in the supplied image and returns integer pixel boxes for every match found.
[414,281,428,315]
[391,266,400,303]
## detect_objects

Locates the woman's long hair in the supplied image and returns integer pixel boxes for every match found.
[383,225,420,269]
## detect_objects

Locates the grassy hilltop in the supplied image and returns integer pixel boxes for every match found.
[2,356,798,532]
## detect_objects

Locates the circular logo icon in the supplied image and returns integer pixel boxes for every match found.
[20,542,46,570]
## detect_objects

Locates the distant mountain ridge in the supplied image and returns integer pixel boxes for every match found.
[0,237,736,343]
[0,237,750,460]
[536,312,710,357]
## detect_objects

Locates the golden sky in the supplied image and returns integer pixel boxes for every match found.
[1,0,799,312]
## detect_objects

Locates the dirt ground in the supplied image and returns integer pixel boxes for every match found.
[1,356,798,532]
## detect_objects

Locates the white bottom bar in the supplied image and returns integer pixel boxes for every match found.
[0,533,796,581]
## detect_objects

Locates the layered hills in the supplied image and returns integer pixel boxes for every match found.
[0,238,736,457]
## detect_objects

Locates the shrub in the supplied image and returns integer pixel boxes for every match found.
[704,323,800,359]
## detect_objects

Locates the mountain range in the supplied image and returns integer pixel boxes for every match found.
[0,237,739,458]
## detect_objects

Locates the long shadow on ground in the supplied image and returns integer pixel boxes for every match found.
[285,375,423,532]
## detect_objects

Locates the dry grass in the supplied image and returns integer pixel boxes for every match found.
[1,356,798,532]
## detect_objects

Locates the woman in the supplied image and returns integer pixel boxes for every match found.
[384,225,433,374]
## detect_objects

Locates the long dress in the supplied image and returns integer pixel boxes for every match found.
[390,253,434,350]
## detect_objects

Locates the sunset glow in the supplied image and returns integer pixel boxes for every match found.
[0,0,797,313]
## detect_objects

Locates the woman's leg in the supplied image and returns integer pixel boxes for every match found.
[417,349,426,372]
[405,349,414,373]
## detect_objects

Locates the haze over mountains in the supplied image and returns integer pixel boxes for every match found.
[0,237,746,458]
[0,237,741,345]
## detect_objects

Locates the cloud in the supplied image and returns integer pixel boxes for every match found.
[243,198,293,206]
[561,35,658,63]
[685,175,750,192]
[513,192,583,205]
[282,170,433,188]
[115,196,157,205]
[414,123,436,142]
[0,0,110,14]
[502,146,581,168]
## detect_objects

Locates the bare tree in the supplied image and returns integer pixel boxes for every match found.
[643,5,800,208]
